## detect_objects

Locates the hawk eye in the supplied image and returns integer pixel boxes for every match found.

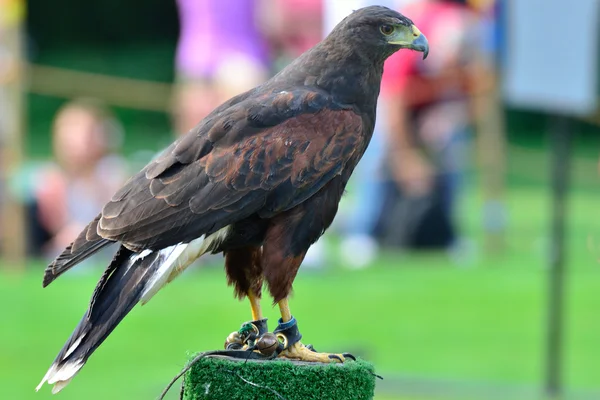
[380,24,394,36]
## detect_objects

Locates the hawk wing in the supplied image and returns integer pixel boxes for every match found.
[43,88,363,286]
[101,88,363,249]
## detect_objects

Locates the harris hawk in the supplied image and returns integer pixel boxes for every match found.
[37,6,429,394]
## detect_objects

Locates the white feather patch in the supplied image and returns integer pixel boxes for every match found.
[51,378,73,394]
[36,359,84,393]
[139,244,185,304]
[64,335,84,359]
[36,364,58,392]
[130,249,152,264]
[139,226,231,304]
[47,360,84,384]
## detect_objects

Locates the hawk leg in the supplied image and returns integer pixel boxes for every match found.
[275,298,355,363]
[248,289,263,321]
[224,247,270,350]
[224,289,269,350]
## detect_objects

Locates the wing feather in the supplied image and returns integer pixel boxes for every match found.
[95,89,363,250]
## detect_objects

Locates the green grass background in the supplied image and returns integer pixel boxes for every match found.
[2,177,600,399]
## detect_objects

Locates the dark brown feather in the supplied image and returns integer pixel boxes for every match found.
[262,175,346,303]
[95,92,363,251]
[225,247,263,299]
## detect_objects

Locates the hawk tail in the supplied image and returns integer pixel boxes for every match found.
[43,215,114,287]
[36,244,184,394]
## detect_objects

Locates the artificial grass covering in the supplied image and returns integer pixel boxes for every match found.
[182,355,376,400]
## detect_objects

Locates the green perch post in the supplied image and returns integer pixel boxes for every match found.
[181,355,377,400]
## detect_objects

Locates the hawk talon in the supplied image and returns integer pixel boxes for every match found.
[328,354,343,362]
[224,331,244,350]
[278,342,351,363]
[224,318,269,350]
[225,342,244,351]
[342,353,356,361]
[272,316,353,363]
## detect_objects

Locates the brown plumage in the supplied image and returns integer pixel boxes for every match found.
[37,5,430,393]
[225,246,263,299]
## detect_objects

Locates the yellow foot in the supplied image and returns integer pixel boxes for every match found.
[278,342,355,363]
[224,319,269,350]
[224,331,264,352]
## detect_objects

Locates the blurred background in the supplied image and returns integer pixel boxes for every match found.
[1,0,599,399]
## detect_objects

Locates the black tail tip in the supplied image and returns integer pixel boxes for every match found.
[42,269,55,288]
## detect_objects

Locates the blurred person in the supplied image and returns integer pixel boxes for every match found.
[171,0,270,136]
[32,99,127,259]
[377,0,489,250]
[257,0,323,73]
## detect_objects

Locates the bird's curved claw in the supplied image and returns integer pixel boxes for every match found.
[278,342,353,363]
[224,319,269,350]
[273,317,356,363]
[224,318,357,363]
[224,331,244,350]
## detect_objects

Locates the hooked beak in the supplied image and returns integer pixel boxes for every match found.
[388,24,430,60]
[409,25,429,60]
